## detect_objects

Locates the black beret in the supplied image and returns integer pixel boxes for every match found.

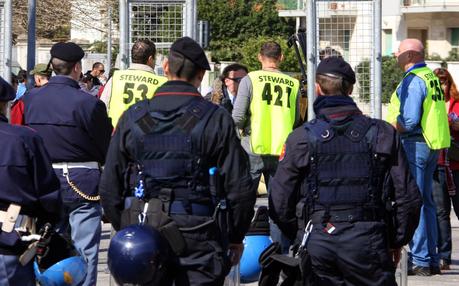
[50,42,85,62]
[317,57,356,84]
[0,76,15,102]
[170,37,210,70]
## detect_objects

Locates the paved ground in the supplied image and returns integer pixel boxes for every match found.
[97,198,459,285]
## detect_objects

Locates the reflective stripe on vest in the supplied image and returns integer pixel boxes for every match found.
[385,66,450,149]
[109,70,167,127]
[249,70,299,155]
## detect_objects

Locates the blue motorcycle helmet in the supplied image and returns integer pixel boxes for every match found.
[240,235,272,283]
[34,256,87,286]
[108,224,165,285]
[239,206,272,283]
[33,228,87,286]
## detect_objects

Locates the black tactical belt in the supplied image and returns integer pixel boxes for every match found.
[311,209,383,223]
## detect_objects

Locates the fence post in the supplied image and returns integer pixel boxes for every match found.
[119,0,129,69]
[307,0,317,121]
[374,0,382,119]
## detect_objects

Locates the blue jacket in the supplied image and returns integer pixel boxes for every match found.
[23,76,112,163]
[0,114,60,223]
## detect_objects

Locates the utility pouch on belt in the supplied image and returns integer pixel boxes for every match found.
[2,204,21,233]
[121,198,187,256]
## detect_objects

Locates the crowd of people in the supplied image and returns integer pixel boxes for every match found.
[0,35,457,286]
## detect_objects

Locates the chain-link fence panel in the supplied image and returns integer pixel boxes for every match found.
[309,0,381,117]
[128,0,186,52]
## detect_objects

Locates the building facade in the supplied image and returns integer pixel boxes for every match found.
[278,0,459,59]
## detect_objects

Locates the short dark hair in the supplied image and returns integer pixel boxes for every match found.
[92,62,103,70]
[316,74,353,95]
[17,70,27,83]
[168,50,201,81]
[260,41,282,60]
[51,58,78,75]
[221,63,248,80]
[131,39,156,64]
[11,73,18,85]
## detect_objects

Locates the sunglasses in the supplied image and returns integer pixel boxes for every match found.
[98,70,105,73]
[227,77,243,83]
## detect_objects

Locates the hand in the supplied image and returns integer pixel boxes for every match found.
[390,248,402,267]
[228,243,244,266]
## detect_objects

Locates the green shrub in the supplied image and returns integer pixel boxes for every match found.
[355,56,404,104]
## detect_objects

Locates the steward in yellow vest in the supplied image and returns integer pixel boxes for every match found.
[232,41,301,200]
[248,70,299,155]
[109,70,166,127]
[100,39,167,127]
[386,65,449,150]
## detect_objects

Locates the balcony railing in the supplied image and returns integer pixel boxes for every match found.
[401,0,459,12]
[277,0,304,10]
[401,0,459,7]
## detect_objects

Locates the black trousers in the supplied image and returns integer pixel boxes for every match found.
[307,221,396,286]
[152,214,232,286]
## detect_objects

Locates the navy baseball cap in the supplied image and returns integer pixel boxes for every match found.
[50,42,85,62]
[0,76,15,101]
[317,57,356,84]
[170,37,210,70]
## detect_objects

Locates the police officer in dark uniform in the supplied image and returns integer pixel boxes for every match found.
[22,42,112,286]
[0,76,61,285]
[100,37,256,286]
[269,57,422,285]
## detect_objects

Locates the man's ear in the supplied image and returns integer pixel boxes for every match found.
[257,53,263,63]
[315,82,323,96]
[348,85,354,95]
[162,59,170,77]
[280,54,284,62]
[190,69,205,88]
[147,55,155,67]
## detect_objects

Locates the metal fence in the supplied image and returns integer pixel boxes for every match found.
[119,0,196,70]
[307,0,382,119]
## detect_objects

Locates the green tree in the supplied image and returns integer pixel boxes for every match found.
[198,0,295,62]
[381,56,404,103]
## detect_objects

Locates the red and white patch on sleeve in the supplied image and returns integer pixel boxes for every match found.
[279,144,286,162]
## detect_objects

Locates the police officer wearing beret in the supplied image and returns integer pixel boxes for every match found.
[22,42,112,286]
[100,37,256,285]
[0,76,61,285]
[269,57,423,285]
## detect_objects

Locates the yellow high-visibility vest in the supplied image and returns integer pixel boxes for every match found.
[386,66,450,149]
[249,70,299,155]
[109,70,167,127]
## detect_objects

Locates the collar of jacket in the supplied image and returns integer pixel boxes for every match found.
[154,80,201,97]
[128,63,155,73]
[48,75,80,89]
[314,95,362,122]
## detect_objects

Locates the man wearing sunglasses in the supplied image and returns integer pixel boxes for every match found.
[232,41,302,253]
[84,62,105,87]
[208,63,248,113]
[83,62,105,96]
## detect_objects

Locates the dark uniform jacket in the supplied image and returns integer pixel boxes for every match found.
[22,76,112,164]
[99,80,256,243]
[269,99,422,249]
[0,115,61,253]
